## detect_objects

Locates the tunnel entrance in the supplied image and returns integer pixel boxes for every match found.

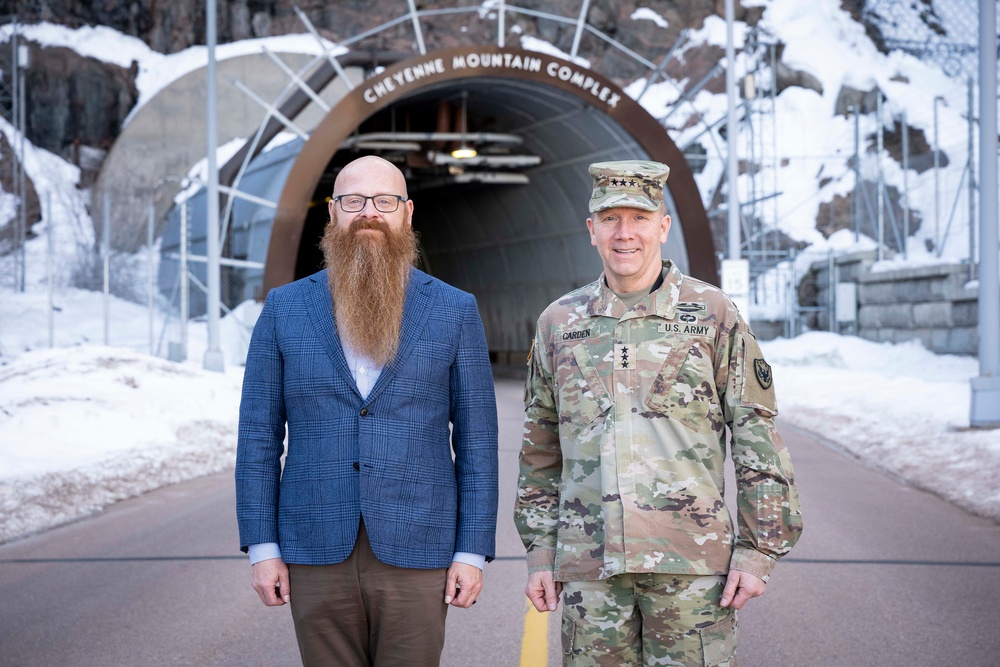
[269,47,715,359]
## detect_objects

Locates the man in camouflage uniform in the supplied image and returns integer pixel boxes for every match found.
[515,160,803,666]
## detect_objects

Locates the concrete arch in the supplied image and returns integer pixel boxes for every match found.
[263,46,716,297]
[95,50,357,250]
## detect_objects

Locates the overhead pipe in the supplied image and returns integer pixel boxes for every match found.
[340,131,524,146]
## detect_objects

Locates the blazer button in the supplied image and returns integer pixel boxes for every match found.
[360,408,369,417]
[353,461,360,471]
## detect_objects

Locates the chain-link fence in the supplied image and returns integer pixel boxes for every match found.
[855,0,985,274]
[0,183,256,366]
[740,0,989,336]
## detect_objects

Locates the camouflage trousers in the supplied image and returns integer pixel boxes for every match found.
[560,573,737,667]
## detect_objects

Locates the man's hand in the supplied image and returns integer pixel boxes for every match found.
[525,570,562,613]
[251,557,290,606]
[720,569,766,610]
[444,561,483,608]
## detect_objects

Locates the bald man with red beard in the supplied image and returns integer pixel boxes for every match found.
[236,156,499,666]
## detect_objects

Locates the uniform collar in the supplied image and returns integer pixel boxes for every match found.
[586,260,682,320]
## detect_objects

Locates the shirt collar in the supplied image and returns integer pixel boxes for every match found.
[586,260,682,320]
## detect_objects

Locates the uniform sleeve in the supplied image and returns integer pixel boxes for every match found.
[720,314,803,580]
[514,326,563,574]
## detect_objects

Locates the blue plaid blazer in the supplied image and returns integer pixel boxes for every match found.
[235,268,499,568]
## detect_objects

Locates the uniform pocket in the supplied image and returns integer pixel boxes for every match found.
[561,613,576,656]
[700,612,738,666]
[555,344,612,438]
[644,340,719,433]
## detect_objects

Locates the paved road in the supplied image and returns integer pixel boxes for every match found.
[1,378,999,666]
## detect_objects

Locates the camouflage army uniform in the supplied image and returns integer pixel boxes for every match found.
[515,259,802,665]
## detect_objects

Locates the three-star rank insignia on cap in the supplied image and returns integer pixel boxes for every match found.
[753,358,773,390]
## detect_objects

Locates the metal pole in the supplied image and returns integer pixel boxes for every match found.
[569,0,592,61]
[745,95,757,268]
[827,251,835,333]
[853,106,861,243]
[967,76,976,282]
[876,91,885,261]
[406,0,427,56]
[16,40,27,293]
[148,201,155,355]
[181,201,189,362]
[9,28,17,291]
[47,191,53,348]
[746,85,757,263]
[934,96,942,251]
[970,0,1000,427]
[902,110,909,259]
[497,0,505,48]
[770,41,778,258]
[725,0,740,261]
[204,0,224,372]
[103,191,111,346]
[785,263,792,339]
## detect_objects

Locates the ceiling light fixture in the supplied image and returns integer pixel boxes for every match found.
[451,91,477,159]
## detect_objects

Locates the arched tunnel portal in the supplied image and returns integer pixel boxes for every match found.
[239,47,716,360]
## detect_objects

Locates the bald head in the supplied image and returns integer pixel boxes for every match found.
[334,155,409,199]
[328,155,414,232]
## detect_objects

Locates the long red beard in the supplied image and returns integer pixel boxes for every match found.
[321,216,419,366]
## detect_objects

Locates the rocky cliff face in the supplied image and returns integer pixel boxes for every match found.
[1,1,764,176]
[23,44,139,186]
[1,1,761,58]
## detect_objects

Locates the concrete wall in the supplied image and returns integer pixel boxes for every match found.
[805,251,979,356]
[95,53,360,252]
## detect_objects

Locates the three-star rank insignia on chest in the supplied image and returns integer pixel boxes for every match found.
[614,343,638,370]
[753,358,773,389]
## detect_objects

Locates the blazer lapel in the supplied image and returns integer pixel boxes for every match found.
[366,268,435,402]
[303,271,361,398]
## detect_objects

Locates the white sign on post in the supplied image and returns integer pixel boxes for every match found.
[835,282,858,323]
[721,259,750,320]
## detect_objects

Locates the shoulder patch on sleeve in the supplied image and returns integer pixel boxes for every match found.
[753,358,772,390]
[740,333,777,414]
[524,336,545,407]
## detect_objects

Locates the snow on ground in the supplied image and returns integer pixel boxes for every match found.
[0,343,243,544]
[761,333,1000,525]
[2,286,998,545]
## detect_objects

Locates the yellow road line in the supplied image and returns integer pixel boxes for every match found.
[519,597,550,667]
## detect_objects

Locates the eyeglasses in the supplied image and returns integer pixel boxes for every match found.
[331,194,408,213]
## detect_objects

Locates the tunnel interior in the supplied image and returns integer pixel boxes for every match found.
[296,77,689,359]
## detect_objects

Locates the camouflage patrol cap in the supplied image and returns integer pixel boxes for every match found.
[588,160,670,213]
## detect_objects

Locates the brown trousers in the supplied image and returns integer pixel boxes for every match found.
[287,520,449,667]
